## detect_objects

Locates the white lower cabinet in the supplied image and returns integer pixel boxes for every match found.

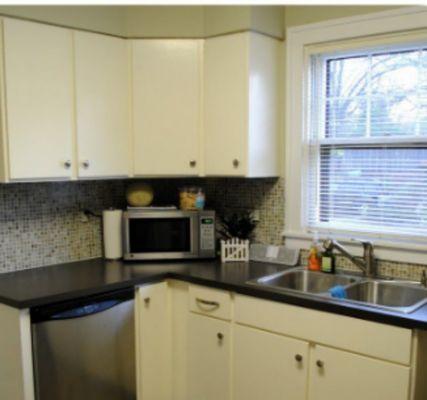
[234,324,309,400]
[188,313,231,400]
[135,282,171,400]
[133,283,425,400]
[308,345,410,400]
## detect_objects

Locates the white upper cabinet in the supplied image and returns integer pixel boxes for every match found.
[132,40,202,176]
[204,32,280,177]
[2,18,74,181]
[74,31,131,178]
[0,18,281,182]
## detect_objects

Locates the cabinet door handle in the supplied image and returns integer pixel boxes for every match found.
[316,360,324,368]
[217,332,224,341]
[64,160,72,169]
[82,160,90,169]
[295,354,303,362]
[189,160,197,168]
[195,298,220,310]
[232,159,239,168]
[144,297,150,306]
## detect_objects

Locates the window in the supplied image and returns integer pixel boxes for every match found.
[307,45,427,239]
[285,8,427,261]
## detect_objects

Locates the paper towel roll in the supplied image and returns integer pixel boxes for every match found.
[103,209,123,260]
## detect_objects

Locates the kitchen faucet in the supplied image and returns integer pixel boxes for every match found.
[323,239,377,278]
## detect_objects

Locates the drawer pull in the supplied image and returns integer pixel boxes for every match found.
[295,354,303,362]
[196,298,220,310]
[217,332,224,341]
[316,360,324,368]
[144,297,150,306]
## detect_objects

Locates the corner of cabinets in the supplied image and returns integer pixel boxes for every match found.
[247,33,281,178]
[203,31,281,177]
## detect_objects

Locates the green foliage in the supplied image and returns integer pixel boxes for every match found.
[218,211,257,240]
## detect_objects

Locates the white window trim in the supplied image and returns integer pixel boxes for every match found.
[283,6,427,264]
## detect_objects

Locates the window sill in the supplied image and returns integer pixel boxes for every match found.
[282,230,427,265]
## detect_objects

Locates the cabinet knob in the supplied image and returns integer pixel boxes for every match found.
[189,160,197,168]
[295,354,303,362]
[232,159,239,168]
[82,160,90,169]
[217,332,224,341]
[144,297,150,306]
[316,360,324,368]
[64,160,72,169]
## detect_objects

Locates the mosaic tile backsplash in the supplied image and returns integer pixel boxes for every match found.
[0,178,283,272]
[0,177,426,280]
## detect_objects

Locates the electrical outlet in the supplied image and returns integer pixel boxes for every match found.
[251,210,260,222]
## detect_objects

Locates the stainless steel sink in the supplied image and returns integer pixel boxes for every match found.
[250,267,360,294]
[341,280,427,313]
[248,267,427,314]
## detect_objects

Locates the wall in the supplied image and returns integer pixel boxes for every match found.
[0,5,401,39]
[283,5,401,30]
[0,178,283,273]
[124,6,204,38]
[0,4,423,280]
[125,5,284,38]
[1,178,425,281]
[0,5,285,38]
[0,6,127,36]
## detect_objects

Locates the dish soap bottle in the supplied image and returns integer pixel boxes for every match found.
[321,246,335,274]
[308,234,321,271]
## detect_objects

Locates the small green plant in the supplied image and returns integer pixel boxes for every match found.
[218,211,257,240]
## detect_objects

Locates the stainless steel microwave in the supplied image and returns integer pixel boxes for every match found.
[123,209,216,260]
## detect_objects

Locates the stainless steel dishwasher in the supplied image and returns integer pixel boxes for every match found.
[31,288,136,400]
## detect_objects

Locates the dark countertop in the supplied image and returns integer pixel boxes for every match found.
[1,258,427,330]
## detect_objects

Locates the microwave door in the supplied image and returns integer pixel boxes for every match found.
[126,216,198,259]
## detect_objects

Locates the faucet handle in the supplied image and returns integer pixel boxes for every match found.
[360,240,374,254]
[357,239,373,247]
[323,239,334,250]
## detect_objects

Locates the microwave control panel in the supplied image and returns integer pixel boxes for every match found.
[200,217,215,251]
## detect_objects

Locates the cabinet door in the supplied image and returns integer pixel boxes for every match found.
[3,18,74,180]
[204,33,248,176]
[74,31,130,178]
[308,345,410,400]
[136,282,171,400]
[188,313,231,400]
[234,324,309,400]
[132,40,201,176]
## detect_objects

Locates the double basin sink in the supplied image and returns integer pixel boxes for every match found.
[249,267,427,314]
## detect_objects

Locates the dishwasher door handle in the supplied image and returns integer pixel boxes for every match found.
[31,287,135,323]
[49,299,124,320]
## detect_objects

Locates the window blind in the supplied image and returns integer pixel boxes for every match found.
[307,45,427,238]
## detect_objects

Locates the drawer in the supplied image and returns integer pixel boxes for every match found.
[235,295,412,365]
[189,285,232,321]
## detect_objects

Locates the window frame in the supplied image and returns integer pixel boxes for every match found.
[284,6,427,264]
